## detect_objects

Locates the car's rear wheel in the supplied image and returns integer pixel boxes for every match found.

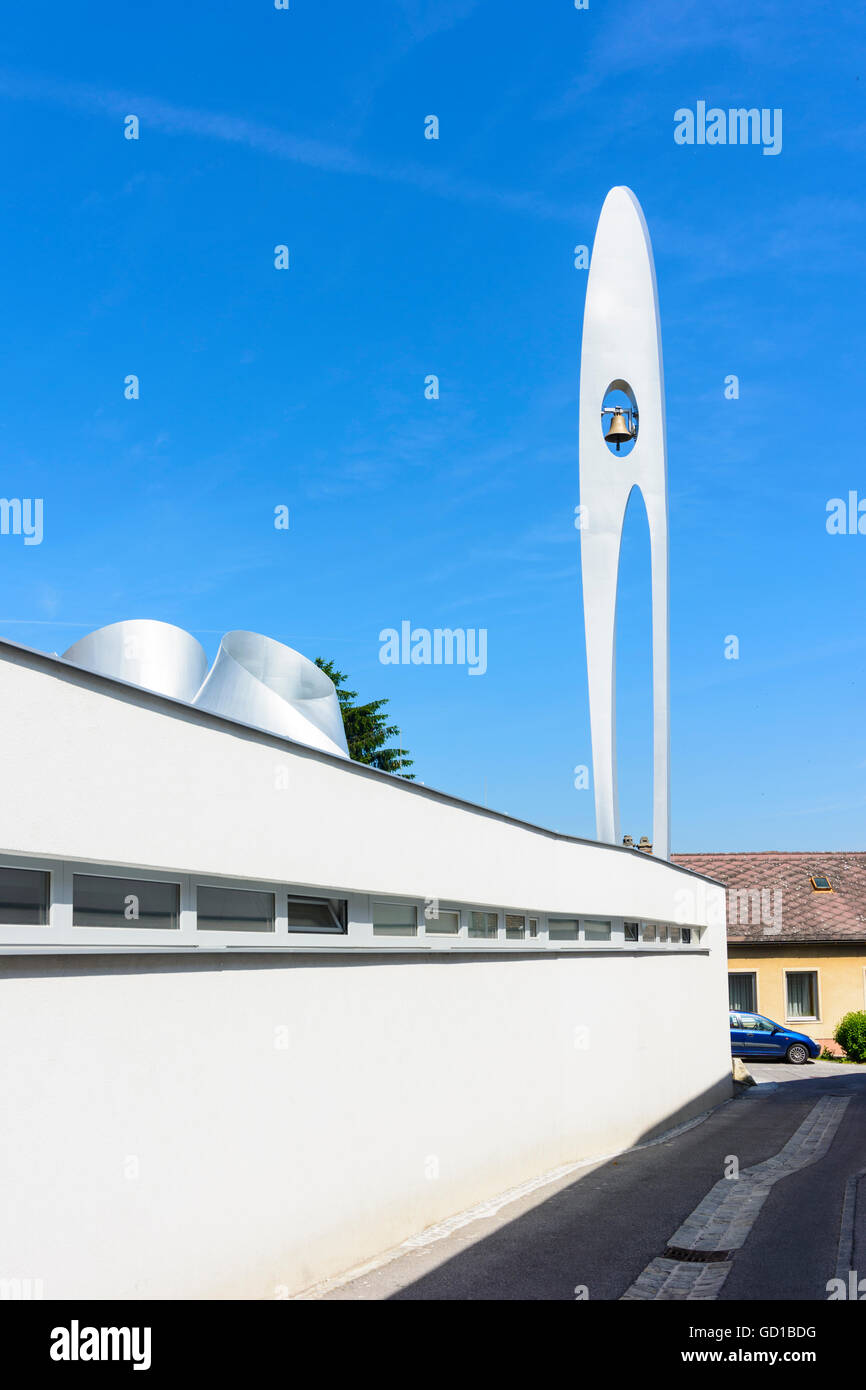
[786,1043,809,1065]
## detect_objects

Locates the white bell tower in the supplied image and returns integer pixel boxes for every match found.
[579,186,671,861]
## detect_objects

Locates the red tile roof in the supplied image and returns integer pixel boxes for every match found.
[671,852,866,945]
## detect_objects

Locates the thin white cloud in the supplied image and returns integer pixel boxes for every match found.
[0,67,588,223]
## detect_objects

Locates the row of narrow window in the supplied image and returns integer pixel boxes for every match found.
[0,866,344,933]
[373,903,693,944]
[0,866,696,944]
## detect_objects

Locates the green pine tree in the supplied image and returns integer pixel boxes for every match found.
[315,658,414,778]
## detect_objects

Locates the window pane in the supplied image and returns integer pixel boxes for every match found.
[641,923,657,943]
[669,926,681,944]
[74,874,179,930]
[197,885,274,932]
[426,909,459,936]
[286,897,346,933]
[729,974,757,1012]
[374,902,417,936]
[528,917,538,938]
[505,913,526,939]
[624,920,639,942]
[787,972,816,1019]
[469,911,498,938]
[658,924,669,943]
[0,867,49,926]
[584,919,611,942]
[682,927,692,944]
[549,918,579,940]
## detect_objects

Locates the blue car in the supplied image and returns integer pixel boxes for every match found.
[729,1010,821,1065]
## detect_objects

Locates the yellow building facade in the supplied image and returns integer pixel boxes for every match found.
[673,851,866,1056]
[727,943,866,1050]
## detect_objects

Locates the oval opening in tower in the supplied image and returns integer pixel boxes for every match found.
[601,380,638,457]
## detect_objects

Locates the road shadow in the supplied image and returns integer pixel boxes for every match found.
[370,1065,866,1300]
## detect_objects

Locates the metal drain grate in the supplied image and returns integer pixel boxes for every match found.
[663,1245,733,1264]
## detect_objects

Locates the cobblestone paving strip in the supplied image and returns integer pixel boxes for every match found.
[622,1097,850,1301]
[620,1256,733,1301]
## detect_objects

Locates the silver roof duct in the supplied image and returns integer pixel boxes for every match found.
[62,621,349,760]
[62,620,209,703]
[193,631,349,758]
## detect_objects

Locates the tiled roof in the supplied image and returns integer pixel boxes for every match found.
[670,851,866,945]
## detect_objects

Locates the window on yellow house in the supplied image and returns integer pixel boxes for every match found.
[786,971,818,1021]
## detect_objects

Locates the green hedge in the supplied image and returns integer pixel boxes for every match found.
[834,1011,866,1063]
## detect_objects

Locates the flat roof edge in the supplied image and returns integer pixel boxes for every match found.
[0,636,723,887]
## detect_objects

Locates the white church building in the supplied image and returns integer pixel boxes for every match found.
[0,188,731,1300]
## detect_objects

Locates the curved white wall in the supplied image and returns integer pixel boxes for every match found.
[0,643,718,933]
[0,640,731,1298]
[0,949,732,1299]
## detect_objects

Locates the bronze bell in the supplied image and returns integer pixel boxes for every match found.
[603,408,634,450]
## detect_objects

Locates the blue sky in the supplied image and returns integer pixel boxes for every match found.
[1,0,864,850]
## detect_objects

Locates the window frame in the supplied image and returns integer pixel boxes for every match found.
[195,881,277,936]
[728,970,758,1013]
[372,899,419,938]
[468,908,500,941]
[784,968,820,1023]
[505,912,529,941]
[16,857,192,949]
[423,905,462,937]
[191,874,355,947]
[548,916,580,942]
[72,870,181,933]
[285,893,347,935]
[0,862,52,929]
[583,918,613,944]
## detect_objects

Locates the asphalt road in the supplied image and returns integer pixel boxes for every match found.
[319,1060,866,1301]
